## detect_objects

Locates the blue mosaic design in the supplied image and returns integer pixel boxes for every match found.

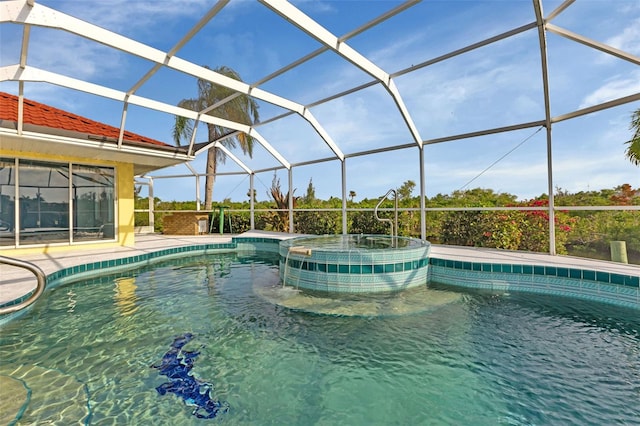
[152,333,228,419]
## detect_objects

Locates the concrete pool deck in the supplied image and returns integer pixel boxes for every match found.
[1,231,639,308]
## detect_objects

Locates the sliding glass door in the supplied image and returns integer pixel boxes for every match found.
[0,157,116,248]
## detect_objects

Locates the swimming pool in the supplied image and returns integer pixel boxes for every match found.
[1,250,638,425]
[0,252,640,425]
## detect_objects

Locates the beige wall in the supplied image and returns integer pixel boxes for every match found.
[0,148,136,255]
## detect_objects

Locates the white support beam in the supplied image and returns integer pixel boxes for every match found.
[552,92,640,123]
[260,0,388,82]
[184,162,202,210]
[193,130,285,174]
[387,79,423,148]
[3,0,348,173]
[248,129,291,170]
[288,168,294,233]
[545,0,575,22]
[212,143,254,175]
[117,100,129,148]
[533,0,556,256]
[17,82,24,135]
[301,109,344,160]
[209,1,419,104]
[260,0,423,147]
[2,0,305,113]
[194,131,240,155]
[0,65,252,134]
[546,23,640,66]
[187,125,199,157]
[19,23,30,68]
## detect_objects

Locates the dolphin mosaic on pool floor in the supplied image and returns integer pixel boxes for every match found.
[152,333,228,419]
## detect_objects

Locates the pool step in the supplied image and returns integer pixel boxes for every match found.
[0,364,90,424]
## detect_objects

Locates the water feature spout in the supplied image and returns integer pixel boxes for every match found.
[289,246,312,256]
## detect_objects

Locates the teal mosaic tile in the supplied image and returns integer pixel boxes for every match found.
[583,270,596,281]
[625,275,639,287]
[618,286,638,296]
[596,271,610,283]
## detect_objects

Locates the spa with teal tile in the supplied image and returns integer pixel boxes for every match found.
[279,235,431,293]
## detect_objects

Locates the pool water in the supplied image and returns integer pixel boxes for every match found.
[1,251,639,425]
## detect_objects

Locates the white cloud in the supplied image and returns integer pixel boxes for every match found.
[29,31,123,81]
[579,70,640,108]
[606,18,640,56]
[291,0,337,14]
[42,0,212,34]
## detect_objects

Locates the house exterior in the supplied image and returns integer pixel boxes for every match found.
[0,92,193,255]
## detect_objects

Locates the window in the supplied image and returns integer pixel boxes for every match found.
[0,158,16,247]
[0,157,116,247]
[73,165,115,241]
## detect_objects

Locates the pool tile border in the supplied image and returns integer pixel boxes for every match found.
[428,257,639,309]
[428,257,639,289]
[47,243,237,286]
[1,237,638,313]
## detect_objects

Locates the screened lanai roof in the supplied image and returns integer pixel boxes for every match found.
[1,0,638,204]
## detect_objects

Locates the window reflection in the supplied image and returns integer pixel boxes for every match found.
[0,158,16,246]
[18,160,70,244]
[73,165,115,241]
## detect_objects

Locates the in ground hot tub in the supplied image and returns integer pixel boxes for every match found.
[279,234,430,293]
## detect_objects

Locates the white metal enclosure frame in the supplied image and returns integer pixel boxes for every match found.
[1,0,639,255]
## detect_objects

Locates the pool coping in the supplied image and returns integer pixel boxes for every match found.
[1,231,638,316]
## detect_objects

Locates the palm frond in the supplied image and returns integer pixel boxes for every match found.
[625,108,640,166]
[172,115,193,146]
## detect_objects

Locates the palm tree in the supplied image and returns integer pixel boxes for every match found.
[173,66,260,210]
[625,108,640,166]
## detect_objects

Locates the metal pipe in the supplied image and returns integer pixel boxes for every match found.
[0,256,47,315]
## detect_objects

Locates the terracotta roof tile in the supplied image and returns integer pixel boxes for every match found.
[0,91,170,147]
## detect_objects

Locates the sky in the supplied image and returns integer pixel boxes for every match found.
[1,0,638,203]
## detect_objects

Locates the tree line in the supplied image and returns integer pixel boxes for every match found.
[136,181,639,264]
